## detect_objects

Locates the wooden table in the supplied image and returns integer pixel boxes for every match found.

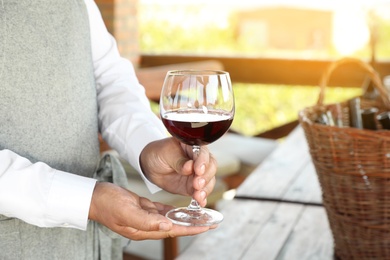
[177,126,334,260]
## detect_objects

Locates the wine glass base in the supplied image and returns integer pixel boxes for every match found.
[166,207,224,226]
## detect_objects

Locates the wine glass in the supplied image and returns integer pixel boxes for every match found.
[159,70,235,226]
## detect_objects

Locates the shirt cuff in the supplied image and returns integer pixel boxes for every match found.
[127,126,165,194]
[46,170,97,230]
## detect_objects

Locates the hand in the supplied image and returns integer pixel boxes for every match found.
[89,182,215,240]
[139,137,218,207]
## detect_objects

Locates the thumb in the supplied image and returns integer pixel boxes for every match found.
[173,157,194,176]
[162,139,194,176]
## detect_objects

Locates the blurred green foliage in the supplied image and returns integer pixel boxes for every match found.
[231,84,361,136]
[376,16,390,57]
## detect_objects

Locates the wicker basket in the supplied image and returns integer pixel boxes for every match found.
[299,58,390,259]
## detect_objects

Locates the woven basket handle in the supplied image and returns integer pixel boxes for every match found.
[317,57,390,108]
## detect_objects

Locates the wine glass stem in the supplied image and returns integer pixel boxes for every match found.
[188,145,202,211]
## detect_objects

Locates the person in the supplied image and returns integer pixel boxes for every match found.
[0,0,218,259]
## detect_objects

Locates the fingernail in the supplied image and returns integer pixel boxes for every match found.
[159,222,170,231]
[200,190,206,201]
[200,164,205,174]
[198,178,205,188]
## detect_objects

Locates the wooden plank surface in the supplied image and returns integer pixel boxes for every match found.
[240,203,304,260]
[277,206,334,260]
[177,200,278,260]
[236,126,316,203]
[178,200,333,260]
[282,161,322,204]
[178,126,334,260]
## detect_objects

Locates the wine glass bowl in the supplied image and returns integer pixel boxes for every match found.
[160,70,234,226]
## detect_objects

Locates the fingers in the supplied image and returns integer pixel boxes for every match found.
[124,196,173,232]
[90,183,171,233]
[192,147,218,205]
[113,197,216,240]
[131,200,217,238]
[192,176,216,207]
[193,146,217,180]
[133,225,212,240]
[91,182,220,241]
[153,202,175,215]
[139,138,218,204]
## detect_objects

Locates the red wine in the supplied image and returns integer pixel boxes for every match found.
[162,111,233,146]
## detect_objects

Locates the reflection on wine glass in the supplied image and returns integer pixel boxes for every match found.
[160,70,235,226]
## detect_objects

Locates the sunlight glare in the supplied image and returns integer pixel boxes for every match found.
[333,6,370,56]
[223,189,236,200]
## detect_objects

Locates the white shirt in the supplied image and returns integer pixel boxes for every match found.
[0,0,166,230]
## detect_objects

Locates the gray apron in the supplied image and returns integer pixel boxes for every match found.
[0,154,129,260]
[0,1,128,259]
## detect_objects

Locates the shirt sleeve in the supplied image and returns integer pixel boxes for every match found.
[0,149,96,230]
[0,1,166,231]
[85,0,167,193]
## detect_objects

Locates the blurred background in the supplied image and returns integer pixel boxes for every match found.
[93,2,390,258]
[97,0,390,136]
